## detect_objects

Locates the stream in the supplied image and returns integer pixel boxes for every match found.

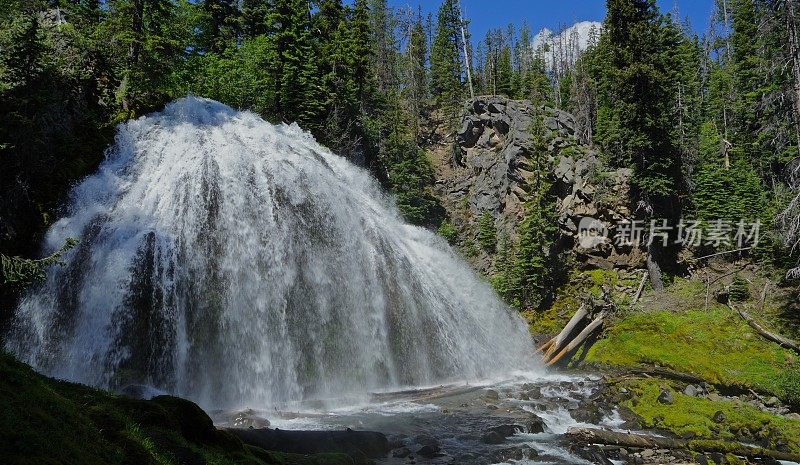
[213,372,630,465]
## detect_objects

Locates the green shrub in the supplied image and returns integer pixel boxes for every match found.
[477,212,497,252]
[729,275,751,302]
[437,221,458,245]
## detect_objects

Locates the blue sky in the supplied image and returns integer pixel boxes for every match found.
[388,0,715,43]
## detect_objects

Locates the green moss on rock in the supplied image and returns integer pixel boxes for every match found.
[584,307,798,401]
[0,352,351,465]
[620,379,800,454]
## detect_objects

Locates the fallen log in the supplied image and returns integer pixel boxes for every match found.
[615,366,709,386]
[729,303,800,355]
[545,312,606,366]
[631,271,648,306]
[227,428,390,460]
[564,427,800,463]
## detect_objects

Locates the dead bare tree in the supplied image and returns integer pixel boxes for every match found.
[779,159,800,279]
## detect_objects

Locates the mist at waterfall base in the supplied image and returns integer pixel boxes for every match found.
[5,97,537,410]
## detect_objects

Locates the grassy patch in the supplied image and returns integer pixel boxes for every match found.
[620,379,800,454]
[0,352,351,465]
[584,306,800,401]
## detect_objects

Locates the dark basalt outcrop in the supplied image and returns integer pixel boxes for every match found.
[435,96,642,274]
[228,428,390,463]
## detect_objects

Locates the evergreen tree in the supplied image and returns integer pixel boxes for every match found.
[240,0,272,38]
[404,13,428,138]
[478,212,497,251]
[430,0,462,114]
[199,0,239,52]
[592,0,685,288]
[511,116,558,308]
[103,0,191,114]
[368,0,397,93]
[271,0,324,129]
[496,45,513,97]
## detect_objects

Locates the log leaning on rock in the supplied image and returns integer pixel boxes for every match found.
[538,304,588,358]
[564,427,800,463]
[540,289,615,366]
[227,428,390,461]
[546,312,606,367]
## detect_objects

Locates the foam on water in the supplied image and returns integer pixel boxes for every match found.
[4,97,537,409]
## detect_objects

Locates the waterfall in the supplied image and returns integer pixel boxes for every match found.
[5,97,536,409]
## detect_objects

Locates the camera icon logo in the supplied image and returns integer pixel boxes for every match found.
[577,216,609,249]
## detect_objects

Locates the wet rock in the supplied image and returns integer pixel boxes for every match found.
[417,444,441,457]
[492,445,537,462]
[481,424,523,445]
[712,411,727,423]
[413,434,438,448]
[491,424,523,437]
[218,409,270,429]
[527,386,542,400]
[229,428,390,460]
[484,389,500,401]
[683,385,699,397]
[414,435,441,457]
[567,401,581,410]
[573,446,615,465]
[525,415,546,434]
[640,448,655,458]
[119,383,167,400]
[481,430,506,444]
[570,405,604,424]
[392,447,411,458]
[657,390,674,405]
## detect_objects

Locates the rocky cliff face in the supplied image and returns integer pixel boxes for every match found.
[429,96,643,273]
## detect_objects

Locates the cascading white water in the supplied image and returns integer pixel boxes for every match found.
[5,97,536,409]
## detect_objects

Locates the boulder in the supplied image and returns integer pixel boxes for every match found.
[229,428,390,461]
[683,385,699,397]
[657,390,675,405]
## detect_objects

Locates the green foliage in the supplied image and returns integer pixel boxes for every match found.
[590,1,686,214]
[729,274,751,302]
[477,212,497,251]
[490,117,559,310]
[1,238,78,288]
[437,221,458,245]
[0,352,352,465]
[189,35,277,115]
[692,121,767,225]
[776,369,800,408]
[429,0,462,113]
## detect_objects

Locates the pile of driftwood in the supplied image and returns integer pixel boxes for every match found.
[538,287,617,366]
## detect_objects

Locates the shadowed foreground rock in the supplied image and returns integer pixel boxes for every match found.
[228,428,390,462]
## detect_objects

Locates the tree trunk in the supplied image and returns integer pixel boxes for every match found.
[646,245,664,292]
[564,427,800,463]
[540,304,588,358]
[787,0,800,131]
[545,313,605,366]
